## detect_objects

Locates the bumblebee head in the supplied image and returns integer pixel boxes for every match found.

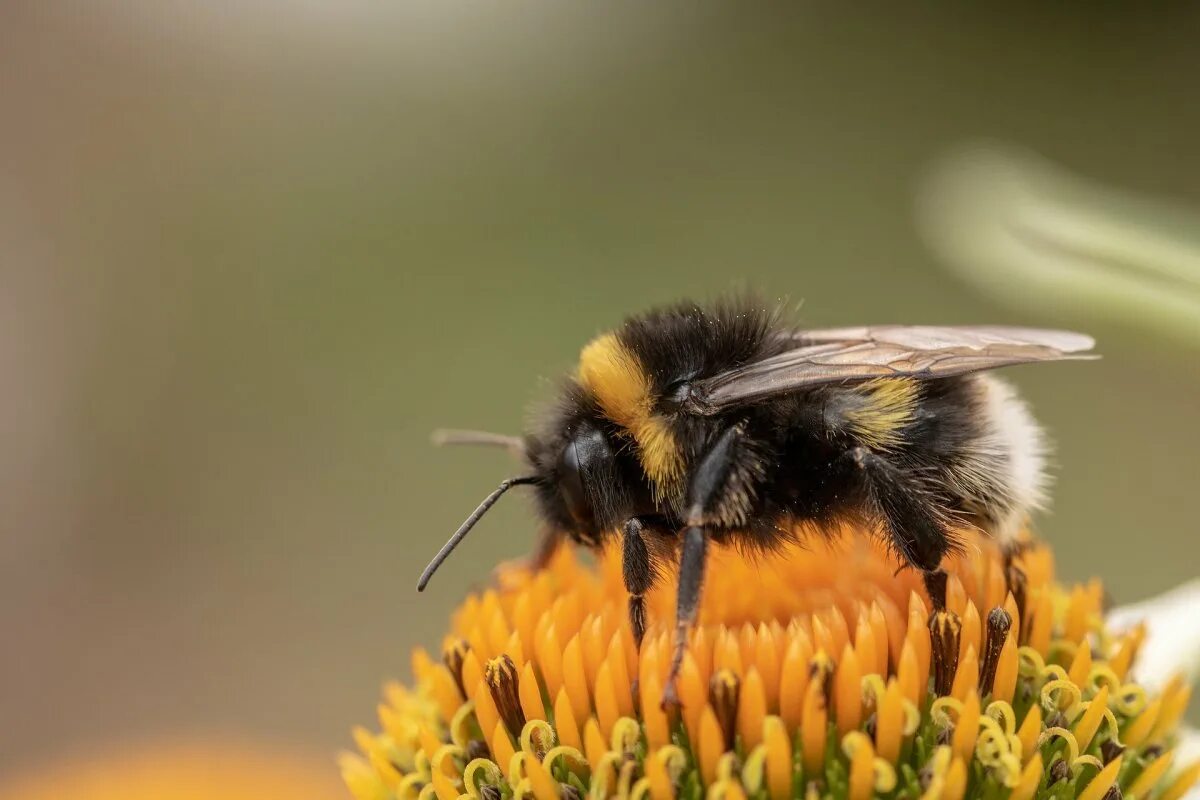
[551,420,609,536]
[418,408,644,591]
[530,414,659,548]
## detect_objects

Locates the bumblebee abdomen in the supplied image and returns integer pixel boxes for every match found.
[955,374,1048,539]
[784,373,1047,544]
[891,373,1047,541]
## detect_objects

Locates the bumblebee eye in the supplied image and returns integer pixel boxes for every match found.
[560,439,590,525]
[558,424,613,529]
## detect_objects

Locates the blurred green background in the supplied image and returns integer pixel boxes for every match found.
[3,2,1198,776]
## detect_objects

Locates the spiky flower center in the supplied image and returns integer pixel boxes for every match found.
[343,534,1196,800]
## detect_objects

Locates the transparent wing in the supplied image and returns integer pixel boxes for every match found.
[789,325,1096,352]
[688,325,1096,414]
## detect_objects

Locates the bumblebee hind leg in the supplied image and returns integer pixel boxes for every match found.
[847,447,953,611]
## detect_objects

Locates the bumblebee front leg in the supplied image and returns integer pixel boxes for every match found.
[530,527,563,571]
[621,516,664,653]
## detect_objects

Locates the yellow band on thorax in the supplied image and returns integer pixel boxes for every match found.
[577,332,683,494]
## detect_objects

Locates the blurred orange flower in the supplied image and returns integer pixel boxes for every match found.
[0,739,342,800]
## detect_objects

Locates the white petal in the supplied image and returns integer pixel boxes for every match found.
[1179,725,1200,768]
[1108,579,1200,691]
[1178,726,1200,800]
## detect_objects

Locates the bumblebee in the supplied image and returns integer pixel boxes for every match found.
[418,297,1094,706]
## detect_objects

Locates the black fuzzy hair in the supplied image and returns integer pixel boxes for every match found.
[614,296,791,396]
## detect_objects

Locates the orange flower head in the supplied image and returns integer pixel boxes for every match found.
[345,531,1196,800]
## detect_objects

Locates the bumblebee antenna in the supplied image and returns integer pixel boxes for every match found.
[416,476,539,591]
[431,429,525,455]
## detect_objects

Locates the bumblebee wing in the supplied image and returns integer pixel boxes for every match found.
[788,325,1096,352]
[688,325,1095,414]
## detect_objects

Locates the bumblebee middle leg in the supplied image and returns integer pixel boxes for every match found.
[847,447,953,610]
[662,522,707,710]
[662,425,746,709]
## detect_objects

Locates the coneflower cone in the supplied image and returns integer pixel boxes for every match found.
[343,532,1197,800]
